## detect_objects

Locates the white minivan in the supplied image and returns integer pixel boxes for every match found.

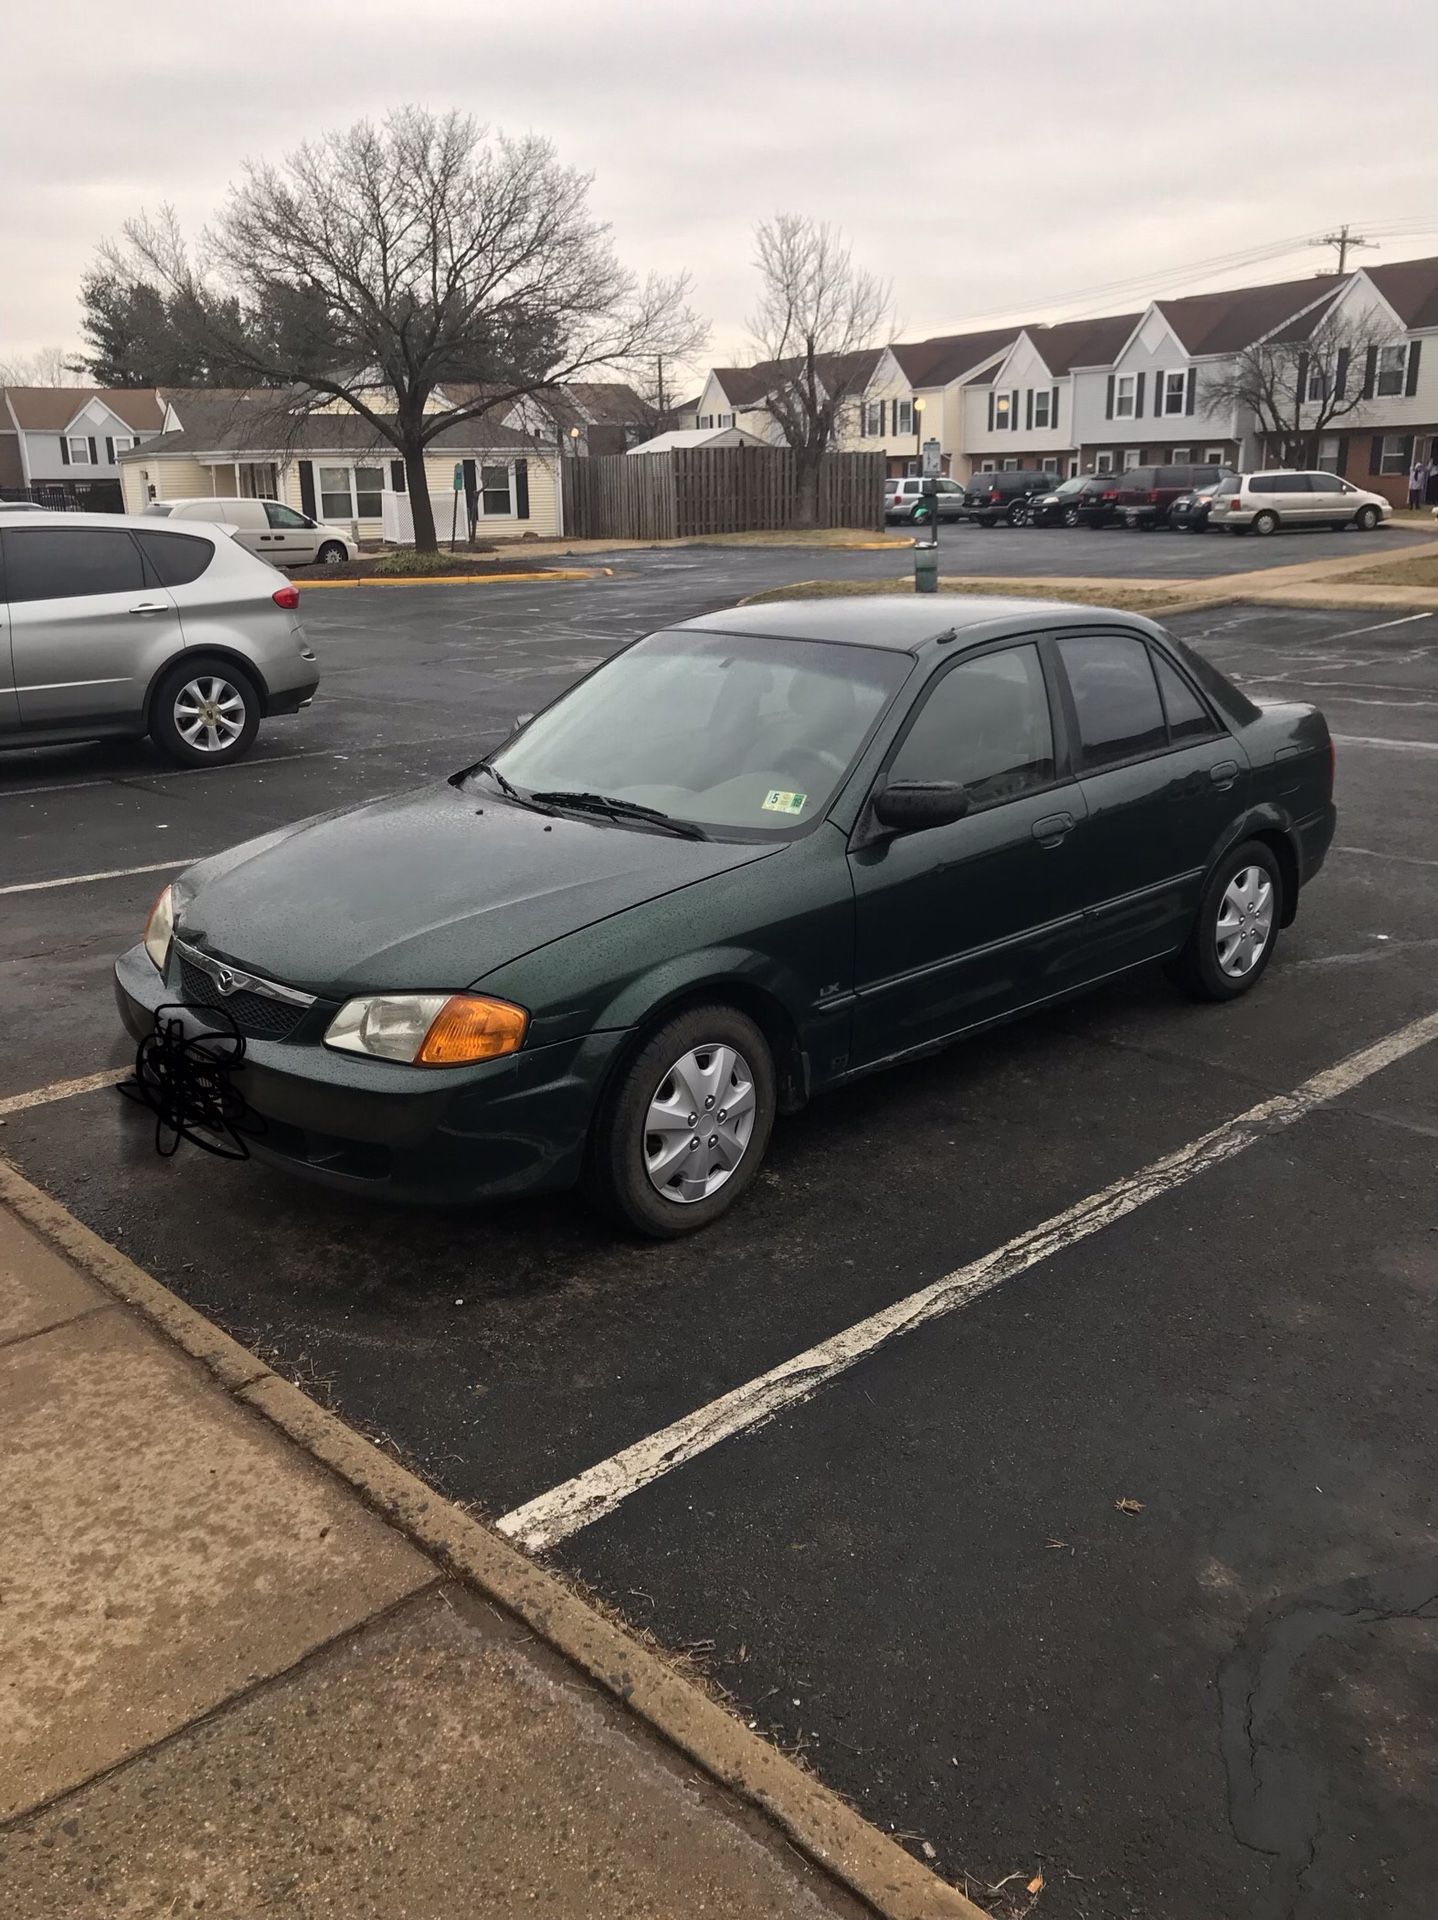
[144,498,357,567]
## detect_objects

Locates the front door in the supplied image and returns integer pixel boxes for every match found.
[848,641,1089,1068]
[258,501,319,565]
[3,524,179,727]
[1053,631,1247,973]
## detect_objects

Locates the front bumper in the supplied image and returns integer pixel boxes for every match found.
[114,943,627,1203]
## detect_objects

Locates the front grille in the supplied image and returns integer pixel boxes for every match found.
[179,958,305,1042]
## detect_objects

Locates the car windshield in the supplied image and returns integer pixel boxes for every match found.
[1053,477,1088,496]
[486,629,911,839]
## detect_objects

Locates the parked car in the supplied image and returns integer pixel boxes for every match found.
[884,476,967,524]
[144,497,357,567]
[1169,480,1232,533]
[1030,475,1108,527]
[1115,464,1230,529]
[116,596,1334,1238]
[0,498,53,513]
[0,512,319,767]
[960,471,1056,526]
[1212,471,1390,535]
[1072,474,1129,528]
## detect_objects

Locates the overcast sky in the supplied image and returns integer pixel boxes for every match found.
[3,0,1436,383]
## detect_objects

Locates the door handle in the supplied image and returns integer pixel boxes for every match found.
[1209,760,1240,790]
[128,601,168,615]
[1032,811,1075,846]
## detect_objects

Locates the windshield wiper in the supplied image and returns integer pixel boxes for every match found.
[528,790,709,840]
[459,760,558,814]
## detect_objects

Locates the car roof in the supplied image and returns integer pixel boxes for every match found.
[674,595,1158,653]
[0,507,235,536]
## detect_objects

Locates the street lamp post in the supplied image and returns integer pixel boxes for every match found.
[911,396,940,593]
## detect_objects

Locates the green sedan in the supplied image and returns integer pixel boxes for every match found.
[115,597,1336,1237]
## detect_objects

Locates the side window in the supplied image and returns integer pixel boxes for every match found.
[134,530,214,588]
[1273,474,1310,494]
[264,502,310,529]
[1152,651,1218,744]
[2,528,145,603]
[1057,634,1167,769]
[889,645,1055,811]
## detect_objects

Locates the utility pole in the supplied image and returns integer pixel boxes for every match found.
[1311,223,1376,274]
[656,354,666,419]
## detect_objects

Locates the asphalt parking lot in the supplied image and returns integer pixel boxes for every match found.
[4,541,1437,1919]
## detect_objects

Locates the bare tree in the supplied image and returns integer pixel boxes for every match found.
[1201,302,1401,467]
[0,346,85,386]
[748,215,892,525]
[99,108,706,550]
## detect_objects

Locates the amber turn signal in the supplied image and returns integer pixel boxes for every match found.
[416,994,528,1065]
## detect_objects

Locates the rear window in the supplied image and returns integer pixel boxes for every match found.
[2,526,145,603]
[1167,634,1261,725]
[135,529,214,587]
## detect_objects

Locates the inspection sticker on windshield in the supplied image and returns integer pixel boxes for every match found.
[762,789,807,816]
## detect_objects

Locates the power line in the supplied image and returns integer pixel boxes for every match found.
[1310,222,1378,272]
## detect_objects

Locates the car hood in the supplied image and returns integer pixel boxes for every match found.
[173,781,778,996]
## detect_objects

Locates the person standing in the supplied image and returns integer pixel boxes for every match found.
[1409,454,1428,509]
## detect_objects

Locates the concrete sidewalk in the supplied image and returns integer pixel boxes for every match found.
[0,1179,984,1919]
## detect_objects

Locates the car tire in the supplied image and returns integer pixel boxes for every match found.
[1007,500,1031,527]
[316,541,348,565]
[586,1004,777,1239]
[1251,510,1279,536]
[149,657,263,768]
[1168,839,1283,1003]
[1062,506,1081,528]
[1353,505,1380,531]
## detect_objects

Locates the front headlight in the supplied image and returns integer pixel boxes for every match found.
[324,992,528,1066]
[143,884,176,974]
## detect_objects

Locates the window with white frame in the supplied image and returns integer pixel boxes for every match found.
[1032,388,1052,430]
[1378,434,1411,474]
[1204,446,1225,463]
[1306,362,1327,402]
[1161,370,1188,415]
[480,463,513,514]
[1002,458,1019,471]
[1114,374,1137,419]
[1094,451,1114,473]
[318,463,385,521]
[993,391,1011,430]
[980,459,996,472]
[67,435,91,463]
[1375,344,1408,398]
[1169,448,1192,464]
[862,401,884,437]
[717,412,735,428]
[1123,449,1141,469]
[1068,457,1080,478]
[1040,456,1060,473]
[698,415,713,429]
[894,399,914,435]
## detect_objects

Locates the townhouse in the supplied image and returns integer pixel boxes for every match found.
[1,385,166,508]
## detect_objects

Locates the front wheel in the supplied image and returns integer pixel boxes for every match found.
[587,1005,776,1237]
[1353,504,1380,531]
[150,658,262,767]
[1062,506,1081,528]
[316,540,348,565]
[1251,509,1279,536]
[1007,500,1031,527]
[1169,840,1282,1002]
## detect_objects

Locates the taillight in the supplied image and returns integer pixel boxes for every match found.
[1227,497,1242,512]
[272,584,300,610]
[989,489,1003,504]
[1148,489,1162,503]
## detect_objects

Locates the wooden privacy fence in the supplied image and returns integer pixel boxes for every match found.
[561,447,885,541]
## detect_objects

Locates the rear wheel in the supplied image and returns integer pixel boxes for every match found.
[149,657,262,767]
[1169,840,1282,1002]
[1353,504,1380,531]
[1252,509,1280,536]
[587,1004,776,1238]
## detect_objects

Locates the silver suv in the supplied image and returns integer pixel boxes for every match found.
[0,510,319,766]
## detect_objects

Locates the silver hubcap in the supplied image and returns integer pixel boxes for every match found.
[1215,866,1275,978]
[175,676,246,752]
[643,1043,756,1204]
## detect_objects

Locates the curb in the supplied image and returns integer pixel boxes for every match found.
[0,1157,989,1920]
[293,566,611,589]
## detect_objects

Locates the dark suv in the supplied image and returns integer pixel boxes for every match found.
[1114,464,1230,529]
[960,470,1056,527]
[1031,474,1110,527]
[1073,474,1130,528]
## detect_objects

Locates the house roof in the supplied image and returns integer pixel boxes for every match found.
[1026,312,1144,375]
[711,348,882,409]
[673,394,701,414]
[1150,272,1344,356]
[2,385,167,431]
[118,389,538,460]
[626,426,770,454]
[438,380,650,433]
[888,328,1020,389]
[1364,255,1438,330]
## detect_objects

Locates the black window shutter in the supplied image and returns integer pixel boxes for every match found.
[1051,385,1059,425]
[1135,372,1146,418]
[1012,389,1020,430]
[1401,433,1414,465]
[1186,367,1197,414]
[1153,369,1164,415]
[1369,434,1383,475]
[1362,346,1377,398]
[1105,374,1115,420]
[1334,347,1349,398]
[1025,389,1033,431]
[1334,434,1348,478]
[1406,339,1422,396]
[514,458,529,519]
[987,391,995,432]
[105,436,115,464]
[59,436,70,465]
[88,437,97,463]
[390,460,406,492]
[881,400,889,436]
[1296,353,1309,403]
[298,460,316,517]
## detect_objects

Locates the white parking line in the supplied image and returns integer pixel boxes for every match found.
[498,1008,1438,1553]
[1333,844,1438,869]
[1332,733,1438,753]
[0,1068,130,1118]
[1325,613,1435,641]
[0,858,197,897]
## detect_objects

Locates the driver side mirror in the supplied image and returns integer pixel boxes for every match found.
[509,711,535,736]
[871,780,970,834]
